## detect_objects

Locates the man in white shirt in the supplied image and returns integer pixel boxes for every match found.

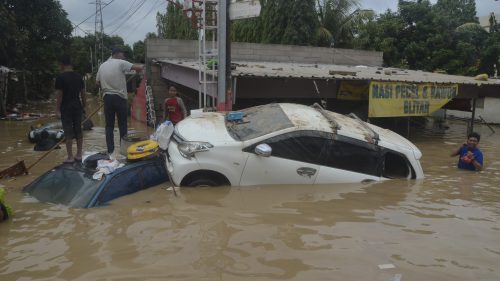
[96,47,143,155]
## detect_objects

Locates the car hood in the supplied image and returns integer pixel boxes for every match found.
[176,112,236,143]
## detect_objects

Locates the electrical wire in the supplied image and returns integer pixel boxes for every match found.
[71,0,116,31]
[123,0,165,41]
[104,0,141,29]
[108,0,147,35]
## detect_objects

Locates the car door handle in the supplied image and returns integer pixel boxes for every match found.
[296,167,317,178]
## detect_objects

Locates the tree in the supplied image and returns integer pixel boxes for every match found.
[489,12,499,33]
[260,0,319,45]
[353,11,406,67]
[479,15,500,76]
[0,0,72,102]
[281,0,318,45]
[352,0,489,75]
[316,0,372,48]
[0,4,17,66]
[132,40,145,63]
[231,17,262,43]
[156,1,197,40]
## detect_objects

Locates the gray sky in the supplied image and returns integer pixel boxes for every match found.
[60,0,500,46]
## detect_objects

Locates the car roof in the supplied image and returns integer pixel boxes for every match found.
[278,103,372,139]
[278,103,417,150]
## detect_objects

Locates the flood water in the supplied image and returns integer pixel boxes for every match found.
[1,99,500,281]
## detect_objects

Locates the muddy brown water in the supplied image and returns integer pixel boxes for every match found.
[1,100,500,280]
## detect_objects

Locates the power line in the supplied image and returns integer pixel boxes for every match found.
[108,0,147,35]
[124,0,165,41]
[104,0,141,29]
[72,0,116,31]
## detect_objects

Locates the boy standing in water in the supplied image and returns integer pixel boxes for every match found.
[163,85,187,125]
[55,55,85,163]
[450,132,483,171]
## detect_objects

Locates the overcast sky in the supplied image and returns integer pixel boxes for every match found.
[60,0,500,46]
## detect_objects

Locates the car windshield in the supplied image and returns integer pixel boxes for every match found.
[23,165,101,208]
[226,103,294,141]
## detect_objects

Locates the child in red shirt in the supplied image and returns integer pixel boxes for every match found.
[163,85,187,125]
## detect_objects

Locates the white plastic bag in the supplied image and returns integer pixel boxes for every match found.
[151,121,174,150]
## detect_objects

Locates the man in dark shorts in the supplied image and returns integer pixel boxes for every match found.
[55,55,86,163]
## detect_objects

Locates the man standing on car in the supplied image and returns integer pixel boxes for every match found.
[96,47,143,156]
[450,132,483,171]
[55,55,85,163]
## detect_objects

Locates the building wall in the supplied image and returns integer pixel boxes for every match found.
[145,39,383,116]
[447,97,500,124]
[146,39,383,66]
[148,63,168,118]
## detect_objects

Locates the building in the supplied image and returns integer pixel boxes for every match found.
[134,39,500,134]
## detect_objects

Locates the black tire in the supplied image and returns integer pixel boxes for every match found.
[186,178,219,187]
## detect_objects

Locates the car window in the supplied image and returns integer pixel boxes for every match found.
[97,168,143,205]
[23,166,101,208]
[244,130,330,165]
[323,138,382,176]
[95,160,168,206]
[383,151,412,179]
[226,103,294,141]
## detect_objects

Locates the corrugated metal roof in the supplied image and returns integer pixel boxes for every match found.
[156,58,500,86]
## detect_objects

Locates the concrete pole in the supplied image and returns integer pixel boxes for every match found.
[469,98,477,134]
[217,0,230,111]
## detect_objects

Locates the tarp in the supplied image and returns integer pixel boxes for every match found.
[368,81,458,117]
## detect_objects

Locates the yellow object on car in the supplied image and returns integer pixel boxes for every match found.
[127,140,160,160]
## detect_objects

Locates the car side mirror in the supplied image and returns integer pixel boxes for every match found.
[255,144,272,157]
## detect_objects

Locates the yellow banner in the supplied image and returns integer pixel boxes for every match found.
[337,81,369,100]
[368,81,458,117]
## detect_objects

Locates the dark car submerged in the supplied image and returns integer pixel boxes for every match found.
[23,155,168,208]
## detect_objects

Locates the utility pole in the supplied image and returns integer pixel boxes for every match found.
[217,0,231,111]
[93,0,104,69]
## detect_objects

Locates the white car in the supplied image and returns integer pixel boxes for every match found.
[164,103,424,187]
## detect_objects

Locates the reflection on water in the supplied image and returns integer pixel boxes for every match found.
[1,109,500,280]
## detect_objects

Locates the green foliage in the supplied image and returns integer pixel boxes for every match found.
[156,1,197,40]
[132,41,146,64]
[1,0,72,101]
[353,0,498,76]
[353,11,406,66]
[0,4,17,66]
[0,0,156,105]
[316,0,373,48]
[281,0,319,45]
[231,18,262,43]
[149,0,498,77]
[248,0,318,45]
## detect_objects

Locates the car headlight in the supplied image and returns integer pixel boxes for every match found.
[178,141,214,158]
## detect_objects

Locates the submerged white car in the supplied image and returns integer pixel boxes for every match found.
[164,103,424,187]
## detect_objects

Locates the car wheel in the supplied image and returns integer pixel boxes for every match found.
[186,178,219,187]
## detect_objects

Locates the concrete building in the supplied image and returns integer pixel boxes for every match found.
[135,39,500,133]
